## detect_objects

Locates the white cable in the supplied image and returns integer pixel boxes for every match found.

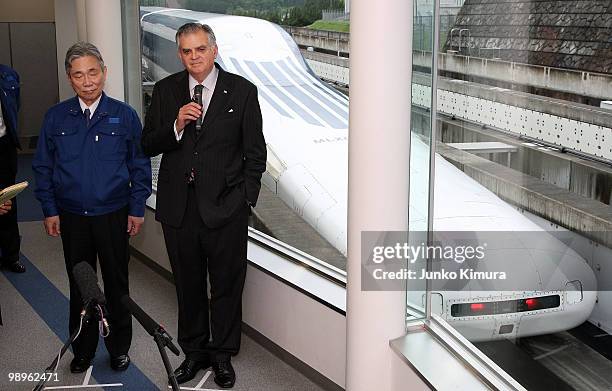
[98,304,110,338]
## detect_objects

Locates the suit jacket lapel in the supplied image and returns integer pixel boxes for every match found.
[198,64,232,140]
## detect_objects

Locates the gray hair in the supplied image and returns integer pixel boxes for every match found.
[65,42,105,74]
[175,22,217,47]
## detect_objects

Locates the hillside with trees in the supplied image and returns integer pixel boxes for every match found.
[141,0,345,27]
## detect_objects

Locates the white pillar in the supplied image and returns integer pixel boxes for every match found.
[346,0,417,390]
[84,0,124,101]
[54,0,79,101]
[75,0,87,41]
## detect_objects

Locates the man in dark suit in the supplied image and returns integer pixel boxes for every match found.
[141,23,266,388]
[0,64,26,273]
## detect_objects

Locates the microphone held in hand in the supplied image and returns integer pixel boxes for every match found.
[194,84,204,132]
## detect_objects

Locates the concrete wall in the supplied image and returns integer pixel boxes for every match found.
[0,0,54,22]
[287,26,612,102]
[243,265,347,388]
[284,26,350,55]
[431,52,612,101]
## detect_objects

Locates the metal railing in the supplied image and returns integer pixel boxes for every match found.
[322,9,349,21]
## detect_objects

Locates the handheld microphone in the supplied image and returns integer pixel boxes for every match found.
[121,295,180,356]
[194,84,204,132]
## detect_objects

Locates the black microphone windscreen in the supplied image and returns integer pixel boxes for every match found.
[121,295,159,336]
[72,262,106,306]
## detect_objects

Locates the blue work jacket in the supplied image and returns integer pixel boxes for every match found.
[32,93,152,218]
[0,64,21,148]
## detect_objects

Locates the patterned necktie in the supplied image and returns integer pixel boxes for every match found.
[84,108,91,127]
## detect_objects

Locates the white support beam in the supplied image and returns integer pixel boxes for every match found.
[346,0,429,390]
[83,0,124,101]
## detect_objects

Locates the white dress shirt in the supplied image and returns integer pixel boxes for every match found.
[78,95,102,118]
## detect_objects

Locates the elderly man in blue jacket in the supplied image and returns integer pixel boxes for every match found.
[32,42,152,373]
[0,64,26,273]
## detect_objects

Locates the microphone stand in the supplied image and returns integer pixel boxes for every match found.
[33,303,97,391]
[152,329,179,391]
[121,295,180,389]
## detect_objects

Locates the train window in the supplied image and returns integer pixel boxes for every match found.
[138,3,349,275]
[450,295,561,317]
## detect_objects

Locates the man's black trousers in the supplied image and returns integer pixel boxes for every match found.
[162,186,249,363]
[60,207,132,359]
[0,135,20,264]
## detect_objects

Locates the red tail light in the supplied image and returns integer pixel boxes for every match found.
[525,298,537,309]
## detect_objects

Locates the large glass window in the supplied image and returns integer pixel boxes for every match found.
[138,1,349,273]
[406,0,438,321]
[412,0,612,389]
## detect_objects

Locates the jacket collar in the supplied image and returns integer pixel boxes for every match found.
[68,92,110,118]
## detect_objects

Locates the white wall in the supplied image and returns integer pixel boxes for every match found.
[54,0,78,101]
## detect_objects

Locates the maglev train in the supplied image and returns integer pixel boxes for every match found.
[139,7,597,341]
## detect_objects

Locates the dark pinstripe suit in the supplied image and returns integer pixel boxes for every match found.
[141,63,266,361]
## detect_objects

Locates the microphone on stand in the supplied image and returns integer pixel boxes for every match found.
[121,295,180,355]
[121,295,180,390]
[33,262,108,391]
[72,262,109,332]
[194,84,204,132]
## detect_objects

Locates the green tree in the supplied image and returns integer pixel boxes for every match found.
[163,0,344,27]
